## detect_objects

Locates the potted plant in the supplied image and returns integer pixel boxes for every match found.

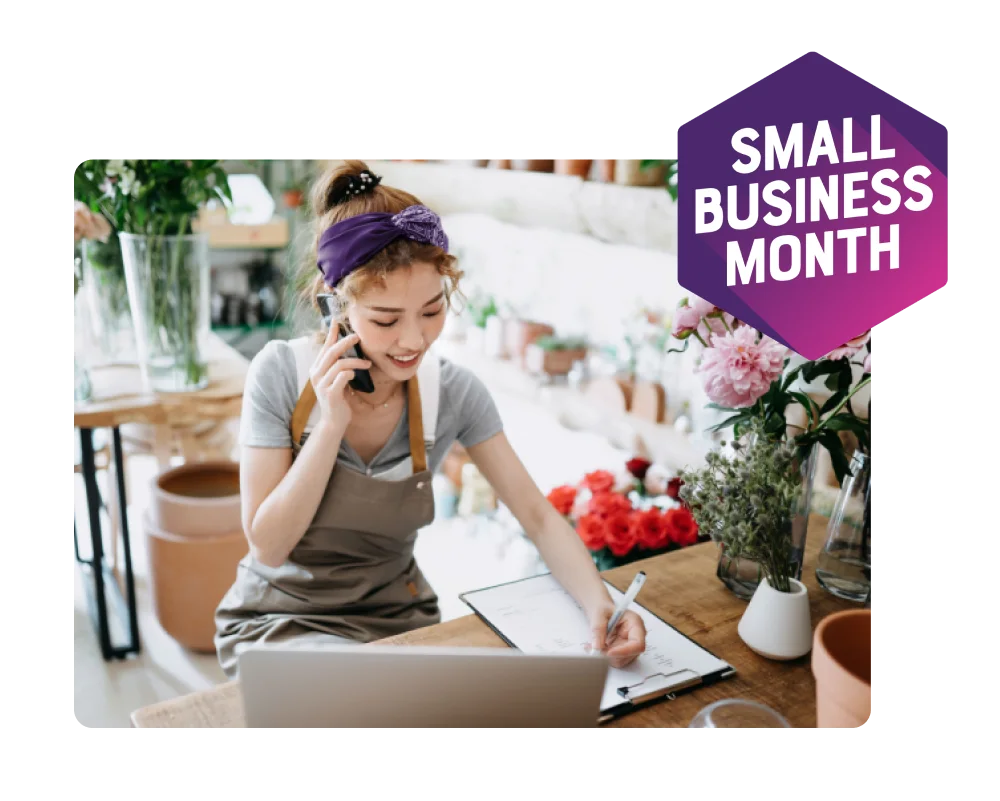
[546,458,705,571]
[680,419,813,660]
[524,335,588,376]
[667,294,871,596]
[75,160,232,392]
[464,292,498,352]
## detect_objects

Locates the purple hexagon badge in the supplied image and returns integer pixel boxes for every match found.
[678,52,947,359]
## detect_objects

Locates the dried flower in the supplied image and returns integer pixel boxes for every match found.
[680,419,803,592]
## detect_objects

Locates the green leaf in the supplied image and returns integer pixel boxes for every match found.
[802,360,840,383]
[820,391,847,415]
[709,412,751,433]
[789,391,820,420]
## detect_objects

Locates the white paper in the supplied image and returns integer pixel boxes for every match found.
[462,573,731,712]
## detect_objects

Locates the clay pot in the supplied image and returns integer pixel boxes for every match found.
[489,160,512,170]
[554,160,593,179]
[504,320,555,366]
[144,513,248,652]
[151,461,241,539]
[812,609,871,727]
[283,189,304,209]
[511,160,554,173]
[524,345,588,376]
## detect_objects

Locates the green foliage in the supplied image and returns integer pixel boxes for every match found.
[74,160,232,236]
[639,159,679,201]
[466,294,498,328]
[680,419,803,592]
[534,335,588,351]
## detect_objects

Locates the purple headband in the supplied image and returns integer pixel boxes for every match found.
[316,204,449,286]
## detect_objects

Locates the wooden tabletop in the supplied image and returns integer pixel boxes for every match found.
[131,514,856,727]
[74,333,250,429]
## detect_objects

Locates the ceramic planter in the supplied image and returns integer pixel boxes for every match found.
[812,609,871,727]
[143,513,248,652]
[737,577,812,660]
[151,461,241,539]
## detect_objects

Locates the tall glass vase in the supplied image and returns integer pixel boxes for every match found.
[81,238,135,363]
[716,443,819,599]
[120,233,211,392]
[817,451,871,601]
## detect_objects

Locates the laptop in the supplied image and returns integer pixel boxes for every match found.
[239,644,609,727]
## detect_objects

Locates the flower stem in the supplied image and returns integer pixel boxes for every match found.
[816,376,871,430]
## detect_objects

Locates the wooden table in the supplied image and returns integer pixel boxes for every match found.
[132,515,857,727]
[74,334,249,661]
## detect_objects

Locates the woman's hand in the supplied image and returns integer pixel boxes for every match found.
[309,323,371,435]
[588,604,646,668]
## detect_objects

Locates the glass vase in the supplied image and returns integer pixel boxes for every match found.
[716,443,819,599]
[120,233,211,392]
[74,259,94,402]
[817,451,871,601]
[81,237,135,363]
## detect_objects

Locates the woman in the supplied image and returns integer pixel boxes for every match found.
[215,161,646,678]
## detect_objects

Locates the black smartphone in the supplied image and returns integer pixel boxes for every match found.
[317,294,375,394]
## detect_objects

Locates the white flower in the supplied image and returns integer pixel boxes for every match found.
[106,160,125,177]
[118,167,137,196]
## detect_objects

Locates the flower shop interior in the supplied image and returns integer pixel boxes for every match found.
[74,159,871,728]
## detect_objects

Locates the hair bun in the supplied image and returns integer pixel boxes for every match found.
[327,169,382,208]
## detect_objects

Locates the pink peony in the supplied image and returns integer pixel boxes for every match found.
[863,352,871,374]
[671,304,703,338]
[689,296,718,317]
[826,330,871,361]
[697,326,786,408]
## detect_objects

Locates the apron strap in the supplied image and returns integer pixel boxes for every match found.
[288,378,428,473]
[290,380,317,448]
[407,377,427,473]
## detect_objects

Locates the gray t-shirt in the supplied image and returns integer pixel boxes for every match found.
[238,339,504,475]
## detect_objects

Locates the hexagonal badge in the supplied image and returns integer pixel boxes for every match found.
[678,52,947,359]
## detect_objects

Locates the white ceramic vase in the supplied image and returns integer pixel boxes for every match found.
[737,577,813,660]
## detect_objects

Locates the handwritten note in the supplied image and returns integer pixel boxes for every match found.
[463,574,731,712]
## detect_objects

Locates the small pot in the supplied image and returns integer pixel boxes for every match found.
[151,461,241,539]
[554,160,593,179]
[738,577,813,660]
[812,609,871,727]
[505,320,555,366]
[511,160,554,173]
[283,189,304,209]
[525,345,588,376]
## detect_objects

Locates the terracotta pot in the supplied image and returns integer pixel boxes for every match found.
[525,345,587,376]
[489,159,512,170]
[504,320,555,366]
[144,513,248,652]
[283,189,304,209]
[151,461,241,539]
[511,160,554,172]
[812,609,871,727]
[554,160,593,179]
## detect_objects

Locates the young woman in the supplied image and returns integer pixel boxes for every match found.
[215,161,647,678]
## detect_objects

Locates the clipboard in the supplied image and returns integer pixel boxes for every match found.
[460,572,736,723]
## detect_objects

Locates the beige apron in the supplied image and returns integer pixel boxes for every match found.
[215,355,441,679]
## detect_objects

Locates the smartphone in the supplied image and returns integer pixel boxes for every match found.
[317,294,375,394]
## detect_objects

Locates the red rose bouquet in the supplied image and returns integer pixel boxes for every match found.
[546,457,706,570]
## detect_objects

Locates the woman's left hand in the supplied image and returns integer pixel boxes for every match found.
[588,604,646,668]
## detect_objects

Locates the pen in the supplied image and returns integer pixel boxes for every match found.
[606,571,646,639]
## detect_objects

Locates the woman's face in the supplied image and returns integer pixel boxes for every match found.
[346,261,447,383]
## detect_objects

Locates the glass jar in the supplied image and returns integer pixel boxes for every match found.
[816,451,871,601]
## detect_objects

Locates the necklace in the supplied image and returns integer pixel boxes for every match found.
[349,383,400,410]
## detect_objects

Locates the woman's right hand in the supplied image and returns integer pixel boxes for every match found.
[309,323,372,435]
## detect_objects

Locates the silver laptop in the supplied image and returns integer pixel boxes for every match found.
[239,644,609,727]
